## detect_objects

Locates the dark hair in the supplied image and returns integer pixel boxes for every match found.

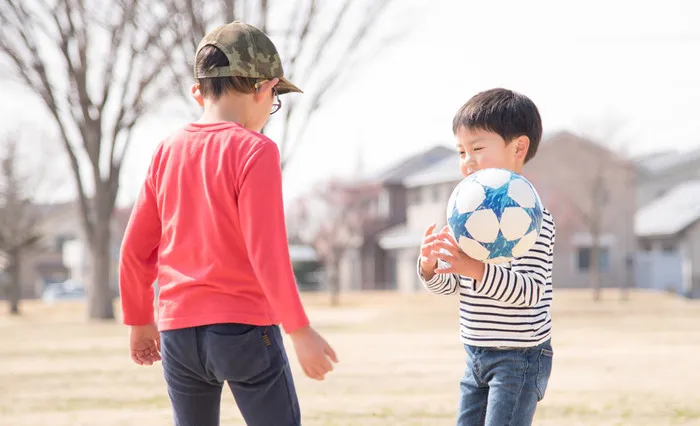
[195,45,258,99]
[452,88,543,163]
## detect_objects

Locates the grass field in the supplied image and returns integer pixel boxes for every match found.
[1,289,699,425]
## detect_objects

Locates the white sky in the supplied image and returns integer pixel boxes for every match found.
[1,0,699,207]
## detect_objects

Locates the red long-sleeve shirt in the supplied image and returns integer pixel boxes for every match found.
[118,121,309,334]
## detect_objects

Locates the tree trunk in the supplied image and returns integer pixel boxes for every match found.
[224,1,235,22]
[327,255,341,307]
[7,251,20,316]
[9,293,19,315]
[589,173,608,302]
[590,232,602,302]
[87,225,115,320]
[621,253,631,302]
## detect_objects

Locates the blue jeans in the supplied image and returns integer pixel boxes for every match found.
[457,339,553,426]
[160,323,300,426]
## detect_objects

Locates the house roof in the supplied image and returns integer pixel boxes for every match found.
[635,147,700,175]
[635,180,700,238]
[403,155,462,188]
[369,145,455,184]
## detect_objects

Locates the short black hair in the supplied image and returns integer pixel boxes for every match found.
[195,45,258,99]
[452,88,543,163]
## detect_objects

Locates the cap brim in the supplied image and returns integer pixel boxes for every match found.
[276,77,303,95]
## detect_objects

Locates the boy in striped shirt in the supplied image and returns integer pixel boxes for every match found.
[418,88,555,426]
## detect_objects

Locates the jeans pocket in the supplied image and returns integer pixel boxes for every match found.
[536,347,553,401]
[204,324,273,383]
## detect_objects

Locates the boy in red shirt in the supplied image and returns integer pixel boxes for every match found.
[119,21,337,426]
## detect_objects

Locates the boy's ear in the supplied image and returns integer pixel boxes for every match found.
[191,83,204,107]
[513,135,530,162]
[253,78,280,103]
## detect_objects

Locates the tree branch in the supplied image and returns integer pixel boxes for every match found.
[284,0,319,83]
[99,0,138,112]
[164,0,410,172]
[0,131,48,255]
[258,0,268,34]
[53,0,100,167]
[108,1,187,176]
[224,0,236,23]
[279,0,395,165]
[0,0,95,238]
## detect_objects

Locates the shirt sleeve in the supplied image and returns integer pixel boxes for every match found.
[472,217,555,307]
[237,142,310,334]
[119,154,162,326]
[416,256,460,295]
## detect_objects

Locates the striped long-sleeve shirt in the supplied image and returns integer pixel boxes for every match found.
[418,209,555,348]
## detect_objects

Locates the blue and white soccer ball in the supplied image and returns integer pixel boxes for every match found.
[446,168,543,264]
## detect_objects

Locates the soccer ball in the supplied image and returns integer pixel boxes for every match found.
[446,168,543,264]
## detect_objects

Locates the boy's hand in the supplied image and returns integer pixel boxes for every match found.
[289,326,338,381]
[430,230,485,281]
[129,323,161,366]
[420,223,447,279]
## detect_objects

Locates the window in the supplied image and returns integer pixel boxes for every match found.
[577,247,610,272]
[431,185,441,202]
[661,241,677,253]
[409,187,422,206]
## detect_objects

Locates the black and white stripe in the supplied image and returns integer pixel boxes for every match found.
[418,209,555,348]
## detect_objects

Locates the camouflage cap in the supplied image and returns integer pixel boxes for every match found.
[194,21,302,95]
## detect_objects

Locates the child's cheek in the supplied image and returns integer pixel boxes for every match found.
[475,154,492,170]
[459,160,469,177]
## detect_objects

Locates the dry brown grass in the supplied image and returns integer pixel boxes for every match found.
[1,289,699,426]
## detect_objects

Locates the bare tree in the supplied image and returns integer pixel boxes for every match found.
[0,0,416,319]
[0,0,190,319]
[577,118,635,301]
[173,0,407,169]
[289,179,380,305]
[531,127,634,302]
[0,134,42,315]
[585,167,608,301]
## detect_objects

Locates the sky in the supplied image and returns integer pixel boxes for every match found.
[1,0,699,207]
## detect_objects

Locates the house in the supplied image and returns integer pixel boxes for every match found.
[2,201,128,300]
[635,147,700,208]
[635,180,700,297]
[8,202,76,300]
[17,199,326,299]
[334,145,456,292]
[524,131,637,290]
[376,154,463,292]
[633,146,700,298]
[336,131,638,292]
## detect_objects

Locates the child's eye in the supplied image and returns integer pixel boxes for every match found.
[473,147,484,151]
